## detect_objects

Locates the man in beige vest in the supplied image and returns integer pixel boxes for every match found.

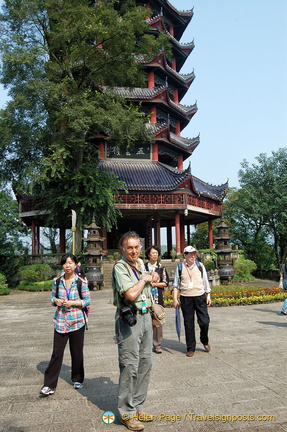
[173,246,211,357]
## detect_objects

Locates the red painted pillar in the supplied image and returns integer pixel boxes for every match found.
[208,220,213,249]
[98,141,105,159]
[180,218,185,252]
[172,57,177,71]
[150,106,156,123]
[175,120,181,136]
[167,225,172,258]
[175,212,181,253]
[177,154,183,170]
[173,88,179,104]
[148,71,154,88]
[152,142,158,161]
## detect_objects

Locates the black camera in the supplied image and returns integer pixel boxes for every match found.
[121,306,137,327]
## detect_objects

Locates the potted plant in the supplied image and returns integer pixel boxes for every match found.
[107,255,114,263]
[113,251,121,262]
[170,250,177,262]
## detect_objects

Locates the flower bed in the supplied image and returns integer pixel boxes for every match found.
[164,285,286,307]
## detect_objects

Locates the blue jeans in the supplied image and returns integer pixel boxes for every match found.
[281,297,287,312]
[115,311,153,418]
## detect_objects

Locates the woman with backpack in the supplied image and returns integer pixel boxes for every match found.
[40,253,91,397]
[145,245,169,354]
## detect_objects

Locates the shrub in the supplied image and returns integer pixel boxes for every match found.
[0,272,11,295]
[204,259,216,271]
[233,258,257,281]
[18,264,52,282]
[17,279,53,291]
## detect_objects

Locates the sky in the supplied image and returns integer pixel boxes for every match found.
[177,0,287,188]
[0,0,287,189]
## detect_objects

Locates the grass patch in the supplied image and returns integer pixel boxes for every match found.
[164,284,285,307]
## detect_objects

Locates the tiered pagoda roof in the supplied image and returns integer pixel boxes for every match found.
[98,159,227,201]
[103,84,197,128]
[143,1,194,39]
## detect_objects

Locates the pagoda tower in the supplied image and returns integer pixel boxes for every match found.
[97,1,228,254]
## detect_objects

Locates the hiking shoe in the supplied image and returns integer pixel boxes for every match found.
[73,382,83,389]
[121,418,144,431]
[40,386,55,397]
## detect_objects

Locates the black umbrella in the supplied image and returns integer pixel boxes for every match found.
[175,305,181,341]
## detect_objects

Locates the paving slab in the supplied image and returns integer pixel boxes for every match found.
[0,286,287,432]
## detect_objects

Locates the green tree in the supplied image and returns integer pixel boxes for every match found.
[224,148,287,268]
[0,187,29,281]
[190,222,210,250]
[0,0,169,250]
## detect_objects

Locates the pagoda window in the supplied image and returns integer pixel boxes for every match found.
[168,85,175,99]
[140,106,150,117]
[158,146,178,167]
[154,75,165,88]
[156,108,167,125]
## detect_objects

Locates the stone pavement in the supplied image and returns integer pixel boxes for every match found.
[1,284,287,432]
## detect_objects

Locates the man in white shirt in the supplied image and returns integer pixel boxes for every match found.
[173,246,211,357]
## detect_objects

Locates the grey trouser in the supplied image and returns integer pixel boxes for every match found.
[153,325,163,349]
[115,310,153,418]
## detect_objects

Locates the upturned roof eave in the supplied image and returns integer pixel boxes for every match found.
[148,1,194,40]
[102,85,197,121]
[143,51,195,90]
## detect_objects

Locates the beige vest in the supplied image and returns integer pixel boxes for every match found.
[179,263,205,297]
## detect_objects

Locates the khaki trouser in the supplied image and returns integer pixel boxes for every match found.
[115,310,153,418]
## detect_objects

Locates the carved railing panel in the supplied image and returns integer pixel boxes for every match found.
[114,192,222,214]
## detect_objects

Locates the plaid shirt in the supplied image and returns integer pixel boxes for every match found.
[51,274,91,333]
